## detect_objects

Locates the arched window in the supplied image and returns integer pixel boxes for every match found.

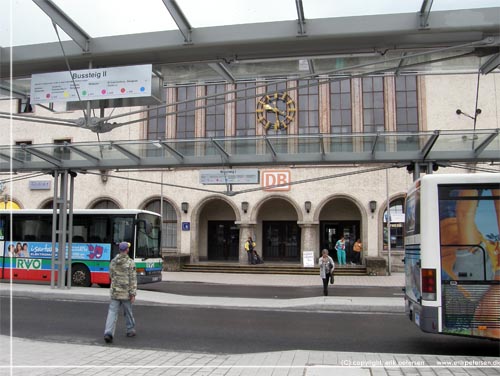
[91,199,120,209]
[144,200,177,249]
[40,200,53,209]
[383,197,405,250]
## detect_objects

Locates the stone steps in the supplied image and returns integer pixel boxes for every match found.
[181,263,367,275]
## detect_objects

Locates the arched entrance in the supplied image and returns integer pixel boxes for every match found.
[199,199,239,261]
[319,197,362,264]
[258,198,301,262]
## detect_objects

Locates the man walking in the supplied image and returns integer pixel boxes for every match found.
[103,242,137,343]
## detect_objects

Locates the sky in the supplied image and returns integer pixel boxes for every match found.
[1,0,499,47]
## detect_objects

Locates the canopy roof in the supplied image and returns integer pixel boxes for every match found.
[1,129,498,173]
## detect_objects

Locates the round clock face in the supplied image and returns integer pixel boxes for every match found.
[256,92,296,131]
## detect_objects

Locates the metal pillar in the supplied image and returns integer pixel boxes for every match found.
[50,170,76,289]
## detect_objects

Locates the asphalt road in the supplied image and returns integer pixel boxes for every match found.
[138,281,404,299]
[1,296,498,357]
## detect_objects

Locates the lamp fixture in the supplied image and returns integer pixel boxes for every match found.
[304,201,312,213]
[369,200,377,213]
[241,201,249,213]
[100,169,108,183]
[181,202,189,214]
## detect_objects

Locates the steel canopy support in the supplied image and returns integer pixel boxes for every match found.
[264,136,277,161]
[112,143,141,164]
[33,0,91,52]
[474,129,499,156]
[480,53,500,75]
[207,62,235,83]
[162,0,192,44]
[295,0,306,36]
[159,141,185,162]
[421,130,440,159]
[22,146,62,167]
[211,139,230,163]
[419,0,434,29]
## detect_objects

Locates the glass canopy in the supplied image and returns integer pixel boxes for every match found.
[1,129,498,173]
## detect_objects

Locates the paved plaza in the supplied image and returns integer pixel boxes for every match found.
[1,272,498,375]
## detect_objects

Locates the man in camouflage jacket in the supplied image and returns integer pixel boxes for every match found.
[103,242,137,343]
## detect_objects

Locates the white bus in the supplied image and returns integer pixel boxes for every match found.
[0,209,163,287]
[404,173,499,340]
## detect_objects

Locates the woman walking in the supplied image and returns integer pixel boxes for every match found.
[319,249,335,296]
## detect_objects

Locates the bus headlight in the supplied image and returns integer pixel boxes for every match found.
[136,268,146,276]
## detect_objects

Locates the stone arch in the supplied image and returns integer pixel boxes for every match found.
[38,198,53,209]
[86,196,122,209]
[314,193,366,263]
[191,195,241,262]
[0,195,23,209]
[378,192,407,253]
[140,195,182,251]
[249,194,303,223]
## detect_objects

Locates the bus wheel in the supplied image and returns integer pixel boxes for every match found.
[71,265,91,287]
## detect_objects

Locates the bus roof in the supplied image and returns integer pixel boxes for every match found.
[0,209,161,216]
[415,173,500,187]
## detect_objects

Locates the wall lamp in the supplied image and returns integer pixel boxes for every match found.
[304,201,312,213]
[181,202,189,214]
[369,200,377,213]
[100,170,108,183]
[241,201,249,213]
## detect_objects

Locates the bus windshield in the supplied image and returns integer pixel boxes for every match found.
[135,213,161,259]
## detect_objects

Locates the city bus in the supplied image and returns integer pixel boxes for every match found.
[0,209,163,287]
[404,173,499,340]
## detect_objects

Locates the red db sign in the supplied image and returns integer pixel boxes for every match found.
[261,170,291,191]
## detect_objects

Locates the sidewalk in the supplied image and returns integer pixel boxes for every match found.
[0,272,406,313]
[1,272,498,376]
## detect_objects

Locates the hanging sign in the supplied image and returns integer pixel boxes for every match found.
[30,64,152,104]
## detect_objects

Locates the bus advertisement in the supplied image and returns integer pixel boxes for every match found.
[404,173,499,340]
[0,209,163,287]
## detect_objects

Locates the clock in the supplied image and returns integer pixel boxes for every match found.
[256,92,296,131]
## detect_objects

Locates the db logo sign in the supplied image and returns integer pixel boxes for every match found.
[261,170,291,191]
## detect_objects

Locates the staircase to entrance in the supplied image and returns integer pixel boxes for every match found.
[181,262,367,275]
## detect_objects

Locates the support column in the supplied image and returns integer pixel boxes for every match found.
[299,222,319,263]
[238,223,256,265]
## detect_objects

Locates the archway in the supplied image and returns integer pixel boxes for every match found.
[318,196,363,264]
[198,198,239,261]
[257,197,301,262]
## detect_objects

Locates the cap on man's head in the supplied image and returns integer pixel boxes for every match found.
[119,242,130,251]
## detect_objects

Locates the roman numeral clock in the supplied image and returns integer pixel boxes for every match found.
[256,92,296,131]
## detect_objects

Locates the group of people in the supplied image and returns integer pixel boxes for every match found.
[6,242,28,257]
[333,236,363,265]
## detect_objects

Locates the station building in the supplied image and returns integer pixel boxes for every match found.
[2,72,499,271]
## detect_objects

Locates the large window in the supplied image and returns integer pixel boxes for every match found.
[395,75,418,132]
[330,78,352,135]
[147,105,166,140]
[206,84,226,138]
[298,79,319,134]
[362,76,385,133]
[176,86,196,139]
[144,200,177,249]
[235,82,256,136]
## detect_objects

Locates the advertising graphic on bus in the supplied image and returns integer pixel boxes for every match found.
[404,173,499,340]
[0,209,163,287]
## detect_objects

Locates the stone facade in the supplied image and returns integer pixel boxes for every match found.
[1,74,499,271]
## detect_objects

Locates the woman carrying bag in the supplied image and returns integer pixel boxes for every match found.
[319,249,335,296]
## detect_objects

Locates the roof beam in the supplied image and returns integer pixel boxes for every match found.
[161,0,192,44]
[21,146,61,167]
[65,145,100,163]
[474,129,499,156]
[295,0,306,36]
[211,139,230,163]
[111,143,141,164]
[480,52,500,75]
[419,0,434,29]
[207,62,235,83]
[422,130,440,159]
[159,141,184,162]
[33,0,91,52]
[264,137,278,161]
